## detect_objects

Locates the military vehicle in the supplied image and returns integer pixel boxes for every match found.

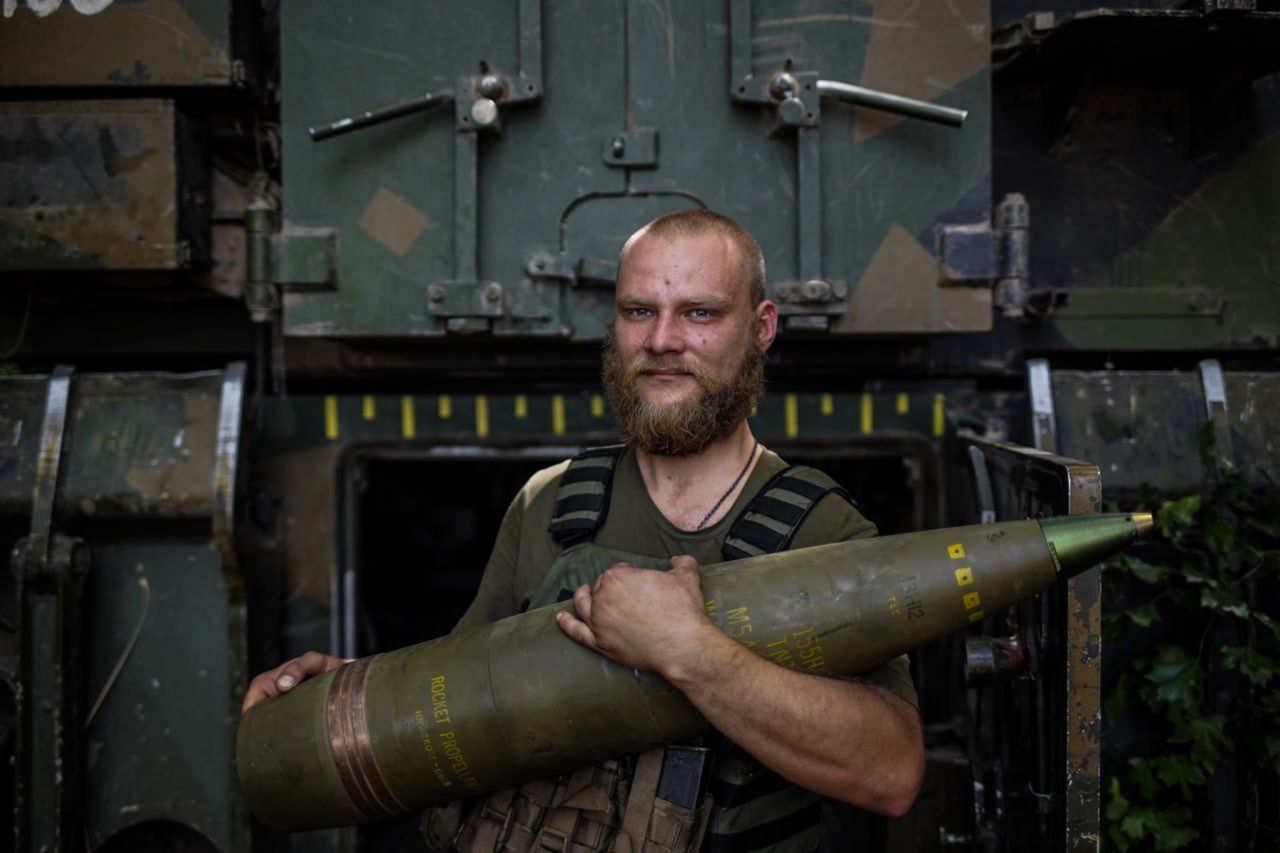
[1,1,1277,852]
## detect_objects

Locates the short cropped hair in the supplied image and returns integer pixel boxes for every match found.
[618,209,767,306]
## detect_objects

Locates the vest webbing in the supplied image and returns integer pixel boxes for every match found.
[547,445,626,546]
[545,445,855,853]
[547,445,852,562]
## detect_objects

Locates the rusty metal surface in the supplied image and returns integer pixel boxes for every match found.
[1050,370,1280,494]
[0,0,241,87]
[962,434,1102,852]
[0,370,224,520]
[0,99,205,271]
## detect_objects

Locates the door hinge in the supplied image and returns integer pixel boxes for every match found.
[938,193,1030,319]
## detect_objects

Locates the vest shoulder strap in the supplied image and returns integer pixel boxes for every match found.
[721,465,853,560]
[547,444,627,546]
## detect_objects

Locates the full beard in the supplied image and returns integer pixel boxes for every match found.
[601,325,766,457]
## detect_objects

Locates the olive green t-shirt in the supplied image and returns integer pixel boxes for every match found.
[455,446,917,707]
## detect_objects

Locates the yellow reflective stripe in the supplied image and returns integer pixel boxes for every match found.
[860,393,873,434]
[475,395,489,438]
[820,393,833,415]
[324,396,339,440]
[552,395,566,435]
[933,393,946,437]
[590,394,605,417]
[362,395,375,421]
[514,395,528,418]
[401,396,416,438]
[784,393,798,437]
[896,392,909,414]
[438,394,452,419]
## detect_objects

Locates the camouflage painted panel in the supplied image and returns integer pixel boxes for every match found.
[0,0,236,87]
[0,370,224,519]
[279,0,992,339]
[0,100,188,271]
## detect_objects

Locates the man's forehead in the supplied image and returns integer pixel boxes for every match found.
[618,231,743,292]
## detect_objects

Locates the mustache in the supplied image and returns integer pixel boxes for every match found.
[626,357,711,382]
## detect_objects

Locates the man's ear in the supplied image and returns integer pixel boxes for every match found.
[756,300,779,349]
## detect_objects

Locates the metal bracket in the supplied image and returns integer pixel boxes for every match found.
[966,444,998,525]
[526,252,618,286]
[602,128,659,168]
[1027,359,1058,452]
[244,201,338,310]
[769,279,849,331]
[274,226,339,291]
[1197,358,1236,468]
[213,362,246,584]
[428,281,507,333]
[14,365,90,853]
[939,194,1031,317]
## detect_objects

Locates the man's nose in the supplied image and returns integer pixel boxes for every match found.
[645,312,685,355]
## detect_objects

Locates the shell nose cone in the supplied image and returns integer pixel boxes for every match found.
[1131,512,1154,538]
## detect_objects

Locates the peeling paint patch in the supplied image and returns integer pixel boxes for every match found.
[358,187,429,257]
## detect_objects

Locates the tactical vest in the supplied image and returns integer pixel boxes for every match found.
[448,445,853,853]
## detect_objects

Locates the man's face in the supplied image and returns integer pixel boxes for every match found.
[602,231,778,456]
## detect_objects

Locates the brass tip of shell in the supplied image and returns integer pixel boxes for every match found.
[1130,512,1154,538]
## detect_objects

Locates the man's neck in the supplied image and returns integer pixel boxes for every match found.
[635,422,761,531]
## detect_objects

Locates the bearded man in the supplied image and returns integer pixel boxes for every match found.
[244,209,924,852]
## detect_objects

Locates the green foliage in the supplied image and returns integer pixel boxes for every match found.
[1103,429,1280,851]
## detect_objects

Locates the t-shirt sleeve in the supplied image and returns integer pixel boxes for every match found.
[792,492,919,710]
[453,490,525,633]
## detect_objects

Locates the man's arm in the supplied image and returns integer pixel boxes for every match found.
[555,556,925,817]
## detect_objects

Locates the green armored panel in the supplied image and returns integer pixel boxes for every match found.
[0,0,250,87]
[0,100,209,271]
[1049,369,1280,494]
[279,0,992,339]
[0,368,247,852]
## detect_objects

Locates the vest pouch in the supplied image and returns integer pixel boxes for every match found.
[643,796,712,853]
[455,759,629,853]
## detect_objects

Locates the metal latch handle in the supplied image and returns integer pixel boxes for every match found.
[816,79,967,128]
[308,90,454,141]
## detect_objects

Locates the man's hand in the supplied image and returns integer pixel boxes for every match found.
[242,651,350,713]
[554,555,714,673]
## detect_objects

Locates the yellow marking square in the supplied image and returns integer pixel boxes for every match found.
[963,592,982,610]
[969,610,985,623]
[955,567,973,586]
[948,543,966,559]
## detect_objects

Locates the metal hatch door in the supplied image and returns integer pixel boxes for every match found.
[277,1,993,340]
[279,0,626,338]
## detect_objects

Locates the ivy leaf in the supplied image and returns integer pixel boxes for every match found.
[1200,586,1250,619]
[1145,646,1199,708]
[1256,612,1280,641]
[1127,603,1160,628]
[1153,756,1205,800]
[1221,645,1276,686]
[1172,713,1230,767]
[1266,731,1280,760]
[1203,514,1236,555]
[1125,556,1169,585]
[1154,823,1201,852]
[1157,495,1202,536]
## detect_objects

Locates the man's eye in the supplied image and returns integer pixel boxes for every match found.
[623,307,651,318]
[689,309,714,320]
